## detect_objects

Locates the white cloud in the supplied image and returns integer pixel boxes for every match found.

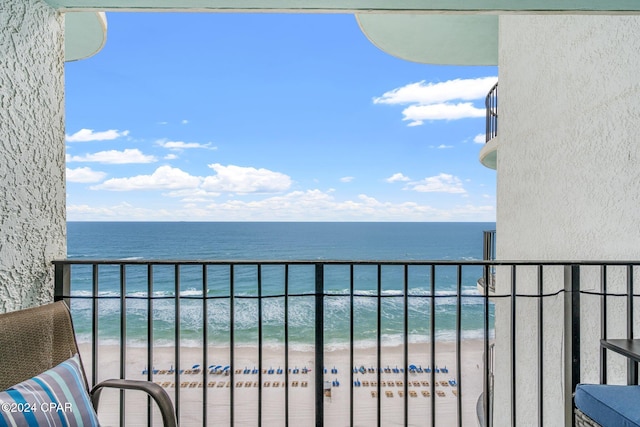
[450,204,495,217]
[86,162,291,195]
[66,129,129,142]
[67,202,175,220]
[386,173,411,183]
[164,188,221,202]
[402,103,485,125]
[92,165,201,191]
[474,134,486,144]
[202,164,291,194]
[67,189,496,222]
[66,167,107,183]
[436,144,454,149]
[374,77,497,126]
[201,190,442,221]
[340,176,355,183]
[164,154,178,160]
[67,149,157,164]
[197,191,490,221]
[406,173,466,194]
[181,119,189,124]
[374,77,498,106]
[157,140,216,151]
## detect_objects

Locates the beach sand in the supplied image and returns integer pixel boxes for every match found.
[80,340,485,426]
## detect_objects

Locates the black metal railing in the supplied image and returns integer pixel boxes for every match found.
[485,82,498,143]
[52,259,640,427]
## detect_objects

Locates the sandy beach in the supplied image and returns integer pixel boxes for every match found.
[80,340,485,426]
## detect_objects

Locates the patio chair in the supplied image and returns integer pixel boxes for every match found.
[575,383,640,426]
[0,301,177,427]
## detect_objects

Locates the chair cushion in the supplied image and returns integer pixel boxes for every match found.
[0,354,99,426]
[575,383,640,427]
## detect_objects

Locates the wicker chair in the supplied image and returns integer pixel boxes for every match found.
[575,407,600,427]
[0,301,177,427]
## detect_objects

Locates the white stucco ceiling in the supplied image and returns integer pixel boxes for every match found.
[58,0,640,66]
[356,14,498,66]
[65,12,107,62]
[45,0,640,13]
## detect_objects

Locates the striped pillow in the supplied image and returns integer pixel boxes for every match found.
[0,354,99,426]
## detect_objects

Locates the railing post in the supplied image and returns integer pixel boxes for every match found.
[315,263,324,427]
[483,263,491,427]
[600,266,608,385]
[627,265,636,385]
[564,265,581,427]
[53,262,71,306]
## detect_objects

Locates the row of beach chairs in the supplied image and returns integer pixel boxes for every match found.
[144,365,314,376]
[155,379,458,391]
[370,390,457,398]
[354,379,457,387]
[155,380,311,388]
[145,364,451,376]
[354,365,449,375]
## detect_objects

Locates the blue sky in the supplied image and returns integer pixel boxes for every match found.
[65,13,497,221]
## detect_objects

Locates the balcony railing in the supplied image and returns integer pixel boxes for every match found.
[53,259,640,426]
[485,82,498,143]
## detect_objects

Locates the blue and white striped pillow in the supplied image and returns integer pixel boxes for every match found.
[0,354,99,426]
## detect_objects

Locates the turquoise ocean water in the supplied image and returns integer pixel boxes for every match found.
[66,222,495,349]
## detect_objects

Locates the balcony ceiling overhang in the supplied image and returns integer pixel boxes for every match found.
[357,14,497,65]
[65,12,107,62]
[45,0,640,13]
[57,0,640,66]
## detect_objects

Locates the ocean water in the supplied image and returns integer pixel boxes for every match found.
[66,222,495,348]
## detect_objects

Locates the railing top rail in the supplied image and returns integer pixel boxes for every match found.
[53,259,640,266]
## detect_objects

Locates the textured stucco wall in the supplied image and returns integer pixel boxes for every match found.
[494,15,640,426]
[0,0,66,312]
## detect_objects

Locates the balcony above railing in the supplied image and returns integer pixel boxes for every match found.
[485,82,498,143]
[480,82,498,170]
[477,230,496,294]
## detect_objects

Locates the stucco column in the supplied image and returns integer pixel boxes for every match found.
[494,15,640,426]
[0,0,66,311]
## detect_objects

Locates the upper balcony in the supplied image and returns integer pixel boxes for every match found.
[477,230,496,294]
[479,82,498,170]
